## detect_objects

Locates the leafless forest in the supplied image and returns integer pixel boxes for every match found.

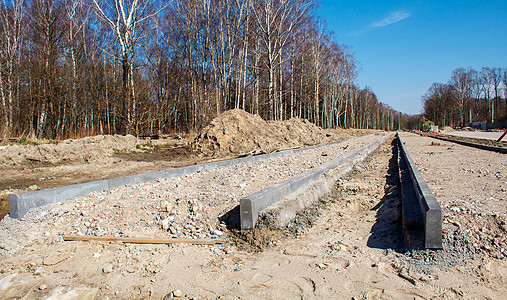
[422,67,507,127]
[0,0,405,140]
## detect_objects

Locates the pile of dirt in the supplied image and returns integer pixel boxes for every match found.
[0,135,138,167]
[193,109,373,156]
[192,109,288,156]
[440,126,455,133]
[269,117,331,146]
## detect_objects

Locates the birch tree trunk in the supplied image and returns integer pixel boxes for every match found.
[0,0,26,137]
[92,0,168,134]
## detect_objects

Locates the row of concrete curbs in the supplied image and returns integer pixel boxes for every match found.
[397,132,443,249]
[240,133,388,230]
[10,132,443,251]
[425,134,506,154]
[9,134,377,220]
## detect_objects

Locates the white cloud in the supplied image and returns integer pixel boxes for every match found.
[350,10,411,36]
[370,11,411,28]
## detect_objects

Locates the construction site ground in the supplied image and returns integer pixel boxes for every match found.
[0,110,505,299]
[0,136,205,220]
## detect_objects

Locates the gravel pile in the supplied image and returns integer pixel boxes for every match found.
[400,224,479,274]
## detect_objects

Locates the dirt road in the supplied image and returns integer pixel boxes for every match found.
[1,134,505,299]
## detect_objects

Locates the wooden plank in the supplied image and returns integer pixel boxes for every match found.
[63,235,226,245]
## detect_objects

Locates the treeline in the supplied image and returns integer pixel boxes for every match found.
[422,67,507,127]
[0,0,401,139]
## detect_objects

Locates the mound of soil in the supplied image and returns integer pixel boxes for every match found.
[440,126,455,133]
[0,135,138,167]
[193,109,369,156]
[192,109,287,156]
[269,117,330,146]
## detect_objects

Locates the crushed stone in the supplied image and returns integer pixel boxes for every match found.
[0,134,381,256]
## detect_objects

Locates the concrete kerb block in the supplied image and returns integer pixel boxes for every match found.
[241,133,387,230]
[262,180,328,228]
[424,207,443,249]
[427,135,507,154]
[240,197,256,230]
[397,132,443,249]
[287,173,315,192]
[240,185,289,229]
[398,143,424,249]
[107,174,144,189]
[9,180,109,220]
[260,134,387,228]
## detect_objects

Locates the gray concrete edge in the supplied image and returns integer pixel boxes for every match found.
[9,134,379,220]
[426,134,507,154]
[397,132,443,249]
[240,133,388,230]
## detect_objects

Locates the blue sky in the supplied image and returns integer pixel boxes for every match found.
[317,0,507,115]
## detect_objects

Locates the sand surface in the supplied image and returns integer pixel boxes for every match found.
[0,134,505,299]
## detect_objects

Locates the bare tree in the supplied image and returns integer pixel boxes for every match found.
[504,68,507,99]
[469,69,482,123]
[60,0,89,135]
[481,67,495,123]
[91,0,170,134]
[422,66,507,127]
[451,67,472,127]
[309,19,326,126]
[336,47,356,128]
[0,0,405,138]
[0,0,27,137]
[490,67,502,122]
[422,83,455,126]
[250,0,313,120]
[29,0,66,138]
[503,68,507,120]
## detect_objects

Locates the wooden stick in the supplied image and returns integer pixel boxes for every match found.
[63,235,226,245]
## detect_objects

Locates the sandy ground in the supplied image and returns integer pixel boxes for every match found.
[0,135,505,299]
[443,131,506,141]
[0,134,382,255]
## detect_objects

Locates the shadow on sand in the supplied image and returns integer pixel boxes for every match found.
[366,139,405,253]
[219,205,241,230]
